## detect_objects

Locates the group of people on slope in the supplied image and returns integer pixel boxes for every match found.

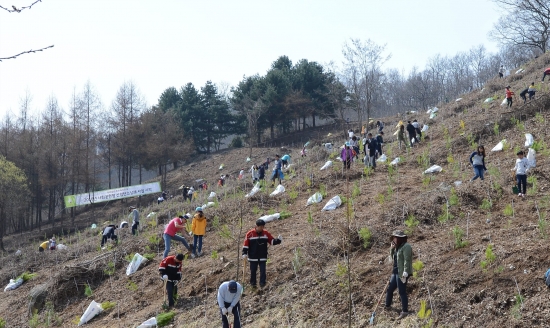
[158,218,282,328]
[469,145,531,197]
[397,120,423,150]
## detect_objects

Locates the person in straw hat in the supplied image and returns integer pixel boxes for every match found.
[385,230,413,320]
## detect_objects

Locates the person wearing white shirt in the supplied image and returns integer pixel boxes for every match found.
[348,129,354,139]
[217,280,242,328]
[511,150,530,197]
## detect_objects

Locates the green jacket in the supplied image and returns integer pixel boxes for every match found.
[390,242,413,276]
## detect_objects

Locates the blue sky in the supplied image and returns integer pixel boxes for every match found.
[0,0,501,118]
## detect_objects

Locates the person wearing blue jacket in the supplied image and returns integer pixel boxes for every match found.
[218,280,242,328]
[469,146,487,181]
[281,154,291,168]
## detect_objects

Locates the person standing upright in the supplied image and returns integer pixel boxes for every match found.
[511,150,530,197]
[129,206,139,235]
[397,125,407,150]
[217,280,242,328]
[191,207,207,258]
[242,219,282,288]
[505,86,515,108]
[406,121,416,147]
[385,230,413,320]
[498,65,504,78]
[469,146,487,181]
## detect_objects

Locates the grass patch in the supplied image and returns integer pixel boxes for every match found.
[84,284,93,297]
[412,260,424,279]
[480,244,496,271]
[480,198,492,210]
[358,227,372,248]
[503,203,514,216]
[404,214,419,235]
[100,301,116,312]
[17,272,37,282]
[452,226,468,248]
[157,311,176,327]
[280,210,292,219]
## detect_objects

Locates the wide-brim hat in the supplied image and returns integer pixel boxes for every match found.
[390,230,407,239]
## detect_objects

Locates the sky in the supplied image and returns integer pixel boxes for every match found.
[0,0,502,119]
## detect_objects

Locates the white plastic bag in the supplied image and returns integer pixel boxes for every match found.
[201,202,215,209]
[78,300,103,326]
[500,98,507,106]
[126,253,146,276]
[270,185,285,197]
[424,165,442,174]
[137,317,158,328]
[246,157,251,162]
[390,157,401,165]
[429,112,437,119]
[258,213,280,223]
[525,133,534,147]
[4,278,23,291]
[376,154,387,162]
[456,98,462,102]
[320,161,333,170]
[516,68,524,74]
[491,139,506,152]
[426,108,432,114]
[306,192,323,206]
[15,250,21,256]
[208,192,216,200]
[421,125,429,132]
[527,148,536,168]
[322,195,342,211]
[484,98,493,103]
[56,244,68,250]
[219,164,224,170]
[431,107,439,113]
[245,183,261,198]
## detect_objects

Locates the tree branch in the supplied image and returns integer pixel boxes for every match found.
[0,45,54,62]
[0,0,42,13]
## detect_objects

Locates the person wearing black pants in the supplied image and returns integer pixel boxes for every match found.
[218,280,242,328]
[101,225,118,247]
[406,121,416,147]
[385,230,412,320]
[129,206,139,235]
[159,254,183,308]
[242,219,282,288]
[511,150,530,197]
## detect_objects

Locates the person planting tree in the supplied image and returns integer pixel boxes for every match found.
[242,219,282,288]
[101,224,118,247]
[385,230,412,320]
[397,125,407,150]
[542,67,550,81]
[341,142,354,170]
[159,253,183,308]
[191,207,207,258]
[511,150,530,197]
[365,133,378,168]
[406,121,416,147]
[217,280,242,328]
[270,154,283,187]
[163,215,192,258]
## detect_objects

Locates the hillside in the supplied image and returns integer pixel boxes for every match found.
[2,54,550,328]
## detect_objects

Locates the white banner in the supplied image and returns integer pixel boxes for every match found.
[64,182,161,208]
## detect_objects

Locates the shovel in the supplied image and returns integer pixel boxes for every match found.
[162,279,168,310]
[369,280,390,325]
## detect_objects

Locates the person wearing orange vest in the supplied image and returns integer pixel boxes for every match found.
[542,67,550,81]
[505,86,515,108]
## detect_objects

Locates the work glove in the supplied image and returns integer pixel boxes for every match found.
[222,308,228,315]
[242,254,247,259]
[400,272,408,283]
[228,306,233,313]
[162,275,168,281]
[278,234,282,242]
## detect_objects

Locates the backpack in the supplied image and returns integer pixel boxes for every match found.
[545,268,550,287]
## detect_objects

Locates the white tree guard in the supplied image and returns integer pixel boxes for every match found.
[322,195,342,211]
[126,253,146,276]
[270,185,285,197]
[78,300,103,326]
[306,192,323,206]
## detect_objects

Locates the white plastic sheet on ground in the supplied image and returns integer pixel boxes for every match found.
[431,107,439,113]
[126,253,146,276]
[320,161,333,170]
[390,157,401,165]
[426,108,432,114]
[56,244,68,250]
[322,195,342,211]
[525,133,534,147]
[201,202,215,209]
[78,300,103,326]
[219,164,224,170]
[146,212,156,218]
[516,68,524,74]
[424,165,442,174]
[15,250,21,256]
[245,183,261,198]
[208,192,216,200]
[429,112,437,119]
[456,98,462,102]
[528,148,536,168]
[491,139,506,152]
[4,278,23,291]
[120,221,129,228]
[246,157,251,162]
[454,181,462,187]
[306,192,323,206]
[270,185,285,197]
[484,98,493,103]
[376,154,387,162]
[500,98,507,106]
[137,317,158,328]
[421,125,429,132]
[258,213,280,223]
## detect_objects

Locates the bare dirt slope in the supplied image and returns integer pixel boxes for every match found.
[2,55,550,327]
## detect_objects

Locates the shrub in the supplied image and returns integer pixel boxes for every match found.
[280,210,292,219]
[480,198,492,210]
[480,244,496,270]
[503,204,514,216]
[452,226,468,248]
[358,227,372,248]
[0,317,6,328]
[307,211,313,224]
[101,301,116,312]
[291,247,304,273]
[352,182,361,198]
[84,284,93,297]
[319,184,328,198]
[143,253,156,261]
[17,272,37,282]
[104,261,116,275]
[449,188,459,206]
[218,225,233,239]
[404,214,419,235]
[412,260,424,279]
[127,280,138,292]
[157,311,176,327]
[417,300,433,328]
[211,250,218,260]
[538,213,548,239]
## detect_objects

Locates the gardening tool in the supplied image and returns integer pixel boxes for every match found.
[242,257,247,282]
[369,280,390,325]
[225,312,233,328]
[162,279,168,310]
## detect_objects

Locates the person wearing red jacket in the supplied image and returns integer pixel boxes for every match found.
[242,219,282,288]
[542,67,550,81]
[505,86,515,108]
[159,253,183,307]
